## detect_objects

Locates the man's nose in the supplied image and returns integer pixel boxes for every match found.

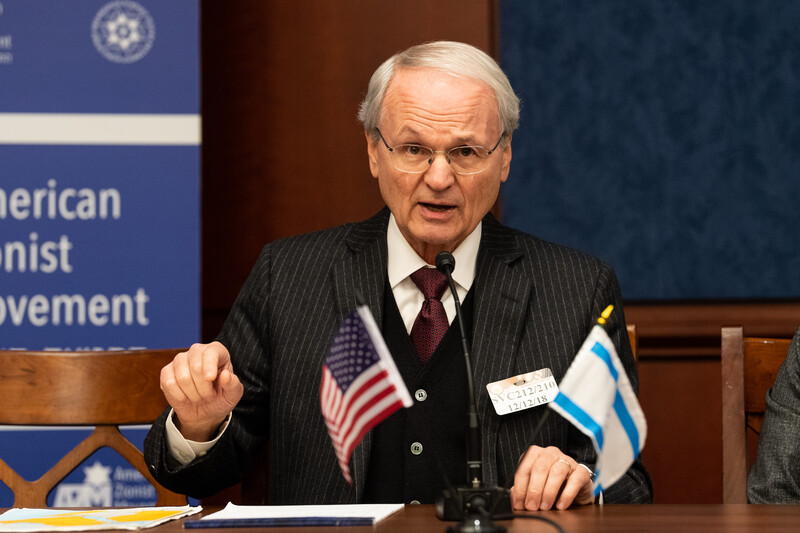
[423,152,455,190]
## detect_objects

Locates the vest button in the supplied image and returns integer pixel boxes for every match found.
[410,441,423,455]
[414,389,428,402]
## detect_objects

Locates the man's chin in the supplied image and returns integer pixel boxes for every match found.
[408,230,463,253]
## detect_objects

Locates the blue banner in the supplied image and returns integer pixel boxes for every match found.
[0,0,199,506]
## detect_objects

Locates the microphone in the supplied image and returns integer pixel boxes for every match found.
[435,251,482,487]
[434,251,512,532]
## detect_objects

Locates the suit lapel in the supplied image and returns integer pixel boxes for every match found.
[331,208,390,499]
[327,210,530,490]
[471,215,531,484]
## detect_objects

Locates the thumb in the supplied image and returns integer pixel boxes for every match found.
[217,368,244,408]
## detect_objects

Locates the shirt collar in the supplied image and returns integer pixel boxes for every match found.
[386,213,481,291]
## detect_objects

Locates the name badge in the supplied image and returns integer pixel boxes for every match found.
[486,368,559,416]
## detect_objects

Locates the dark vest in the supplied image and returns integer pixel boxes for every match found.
[363,280,473,503]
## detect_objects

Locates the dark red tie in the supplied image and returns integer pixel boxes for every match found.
[410,267,449,364]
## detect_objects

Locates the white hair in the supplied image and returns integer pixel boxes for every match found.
[358,41,520,142]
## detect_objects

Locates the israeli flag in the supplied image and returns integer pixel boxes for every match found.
[550,325,647,495]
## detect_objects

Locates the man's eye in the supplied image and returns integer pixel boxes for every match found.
[401,145,424,156]
[454,147,477,158]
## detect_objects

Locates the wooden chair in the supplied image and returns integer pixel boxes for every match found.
[627,324,638,361]
[0,349,187,507]
[720,327,791,503]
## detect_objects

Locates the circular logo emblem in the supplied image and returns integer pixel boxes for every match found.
[91,1,156,64]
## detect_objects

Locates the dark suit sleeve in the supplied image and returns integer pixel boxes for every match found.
[747,327,800,503]
[144,246,274,499]
[589,264,653,503]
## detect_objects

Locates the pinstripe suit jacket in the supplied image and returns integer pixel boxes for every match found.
[144,208,652,504]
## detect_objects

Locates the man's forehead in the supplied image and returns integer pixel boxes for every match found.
[380,68,501,135]
[385,67,493,100]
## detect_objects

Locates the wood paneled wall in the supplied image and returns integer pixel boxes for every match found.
[199,1,800,505]
[201,0,498,341]
[628,301,800,503]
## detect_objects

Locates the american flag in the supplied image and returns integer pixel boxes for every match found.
[320,305,412,484]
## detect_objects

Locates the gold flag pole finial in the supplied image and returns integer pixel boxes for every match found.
[597,305,614,326]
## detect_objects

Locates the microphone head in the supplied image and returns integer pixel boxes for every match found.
[435,251,456,275]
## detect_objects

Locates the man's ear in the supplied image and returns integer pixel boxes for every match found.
[365,130,379,178]
[500,133,512,183]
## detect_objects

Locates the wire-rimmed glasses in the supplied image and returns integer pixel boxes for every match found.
[376,129,504,175]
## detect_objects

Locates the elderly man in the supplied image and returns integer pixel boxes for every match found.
[144,41,652,510]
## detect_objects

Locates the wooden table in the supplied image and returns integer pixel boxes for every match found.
[164,504,800,532]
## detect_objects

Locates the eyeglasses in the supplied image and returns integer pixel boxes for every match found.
[375,129,505,175]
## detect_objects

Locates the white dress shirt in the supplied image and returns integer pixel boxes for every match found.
[386,213,479,332]
[165,214,482,464]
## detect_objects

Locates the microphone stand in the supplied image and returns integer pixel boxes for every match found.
[434,252,513,533]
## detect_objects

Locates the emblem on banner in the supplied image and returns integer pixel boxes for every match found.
[91,1,156,64]
[52,460,157,507]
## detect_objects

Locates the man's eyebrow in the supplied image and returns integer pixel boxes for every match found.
[393,126,422,139]
[394,128,481,146]
[446,135,484,147]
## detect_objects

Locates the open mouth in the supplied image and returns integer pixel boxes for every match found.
[421,202,454,213]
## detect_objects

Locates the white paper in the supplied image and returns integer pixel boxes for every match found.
[200,502,403,524]
[0,506,201,532]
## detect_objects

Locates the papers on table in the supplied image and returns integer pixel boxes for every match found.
[0,506,201,532]
[184,502,404,528]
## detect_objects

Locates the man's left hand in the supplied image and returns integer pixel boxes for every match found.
[511,445,594,511]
